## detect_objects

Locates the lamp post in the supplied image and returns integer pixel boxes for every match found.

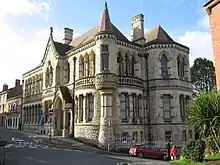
[72,57,76,138]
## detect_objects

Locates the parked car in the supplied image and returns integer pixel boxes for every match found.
[129,144,168,160]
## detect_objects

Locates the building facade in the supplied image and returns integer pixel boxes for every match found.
[5,79,23,129]
[0,84,9,127]
[204,0,220,89]
[22,2,193,149]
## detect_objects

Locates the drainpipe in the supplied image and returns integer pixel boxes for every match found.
[72,57,76,139]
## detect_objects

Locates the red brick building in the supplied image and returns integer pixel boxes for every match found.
[204,0,220,89]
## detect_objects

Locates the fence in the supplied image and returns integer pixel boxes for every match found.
[114,136,168,149]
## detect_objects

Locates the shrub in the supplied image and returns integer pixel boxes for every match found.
[182,139,206,162]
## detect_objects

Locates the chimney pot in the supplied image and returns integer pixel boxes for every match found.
[64,27,73,44]
[3,83,8,91]
[15,79,20,87]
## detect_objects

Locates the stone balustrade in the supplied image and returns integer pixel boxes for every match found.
[119,76,144,88]
[75,76,95,88]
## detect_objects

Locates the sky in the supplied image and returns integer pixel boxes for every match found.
[0,0,213,88]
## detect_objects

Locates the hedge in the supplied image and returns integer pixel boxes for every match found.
[182,139,206,162]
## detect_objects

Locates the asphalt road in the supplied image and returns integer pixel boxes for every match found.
[0,127,169,165]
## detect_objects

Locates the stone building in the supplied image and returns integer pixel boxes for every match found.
[204,0,220,89]
[5,79,23,129]
[22,2,193,149]
[0,84,9,127]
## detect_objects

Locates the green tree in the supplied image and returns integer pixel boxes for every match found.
[191,58,216,95]
[188,91,220,152]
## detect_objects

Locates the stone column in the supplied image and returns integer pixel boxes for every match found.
[35,106,38,124]
[11,117,14,129]
[92,93,99,122]
[83,95,87,123]
[129,94,133,123]
[62,109,68,137]
[31,107,34,124]
[26,107,29,124]
[98,90,115,149]
[77,95,81,123]
[75,96,78,123]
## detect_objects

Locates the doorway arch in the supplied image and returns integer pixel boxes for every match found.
[54,96,63,135]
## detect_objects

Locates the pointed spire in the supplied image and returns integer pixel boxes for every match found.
[50,27,53,36]
[99,1,112,32]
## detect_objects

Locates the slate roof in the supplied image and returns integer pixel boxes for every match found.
[7,85,22,100]
[144,25,189,49]
[54,42,72,56]
[69,24,130,48]
[145,25,173,43]
[59,86,72,104]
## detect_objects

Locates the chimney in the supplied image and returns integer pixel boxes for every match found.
[3,83,8,91]
[131,14,145,42]
[63,27,73,44]
[15,79,20,87]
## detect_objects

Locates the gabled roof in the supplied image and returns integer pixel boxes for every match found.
[7,85,22,100]
[59,86,72,104]
[54,42,72,56]
[144,25,189,50]
[145,25,173,43]
[69,24,130,48]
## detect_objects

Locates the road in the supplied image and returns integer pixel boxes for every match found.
[0,127,169,165]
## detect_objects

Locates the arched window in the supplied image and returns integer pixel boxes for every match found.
[89,52,95,76]
[45,68,49,87]
[181,58,185,78]
[124,54,130,76]
[64,61,70,84]
[131,56,135,77]
[161,54,169,78]
[117,52,123,76]
[29,78,32,95]
[79,55,84,78]
[56,64,60,84]
[177,56,185,79]
[84,54,89,77]
[49,66,53,86]
[32,77,35,94]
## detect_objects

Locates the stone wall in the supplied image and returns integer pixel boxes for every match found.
[75,124,99,146]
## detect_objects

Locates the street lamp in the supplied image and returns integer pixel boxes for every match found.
[72,57,76,138]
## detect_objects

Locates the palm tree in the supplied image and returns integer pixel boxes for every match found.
[188,90,220,152]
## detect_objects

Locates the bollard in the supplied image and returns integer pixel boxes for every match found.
[0,141,7,165]
[0,147,5,165]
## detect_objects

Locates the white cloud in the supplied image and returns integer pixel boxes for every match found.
[0,0,51,19]
[0,19,64,88]
[175,30,213,66]
[0,0,55,88]
[198,14,210,29]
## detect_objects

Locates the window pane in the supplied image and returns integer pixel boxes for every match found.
[165,131,172,142]
[101,45,108,52]
[88,94,94,121]
[120,94,126,120]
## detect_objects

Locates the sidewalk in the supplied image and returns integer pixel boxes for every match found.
[31,134,128,156]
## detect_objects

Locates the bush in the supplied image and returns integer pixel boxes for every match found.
[182,139,206,162]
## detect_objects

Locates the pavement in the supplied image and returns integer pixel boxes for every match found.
[0,127,170,165]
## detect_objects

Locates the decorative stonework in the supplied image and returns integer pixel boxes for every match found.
[119,76,143,88]
[75,77,95,89]
[95,72,118,90]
